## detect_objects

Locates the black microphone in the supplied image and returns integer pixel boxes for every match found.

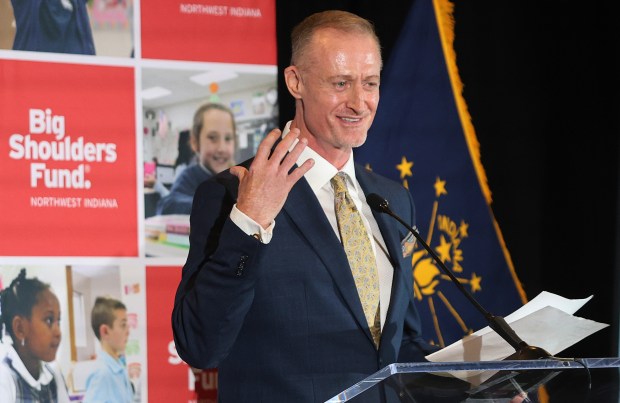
[366,193,550,360]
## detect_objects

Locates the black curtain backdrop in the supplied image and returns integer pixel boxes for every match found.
[275,1,620,358]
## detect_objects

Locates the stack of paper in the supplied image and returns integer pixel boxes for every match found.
[425,291,609,384]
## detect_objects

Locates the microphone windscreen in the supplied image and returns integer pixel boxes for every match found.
[366,193,389,213]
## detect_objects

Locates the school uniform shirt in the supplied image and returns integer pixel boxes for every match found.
[0,343,70,403]
[83,351,133,403]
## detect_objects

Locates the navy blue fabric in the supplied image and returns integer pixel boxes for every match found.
[157,164,212,215]
[11,0,95,55]
[355,0,524,347]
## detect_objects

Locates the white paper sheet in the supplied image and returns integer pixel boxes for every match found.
[424,291,609,384]
[472,291,593,337]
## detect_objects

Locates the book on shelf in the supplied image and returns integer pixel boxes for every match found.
[145,214,190,240]
[158,232,190,247]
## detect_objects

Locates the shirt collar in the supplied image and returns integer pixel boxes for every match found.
[5,343,54,389]
[282,121,357,194]
[100,350,126,374]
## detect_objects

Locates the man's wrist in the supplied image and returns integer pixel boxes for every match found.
[230,204,274,244]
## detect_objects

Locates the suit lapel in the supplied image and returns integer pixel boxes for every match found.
[282,178,372,340]
[354,166,405,273]
[231,158,368,329]
[355,166,411,338]
[244,163,408,347]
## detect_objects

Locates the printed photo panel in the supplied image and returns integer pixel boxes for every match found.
[140,0,276,64]
[0,263,147,402]
[141,64,278,257]
[0,0,133,57]
[0,58,138,256]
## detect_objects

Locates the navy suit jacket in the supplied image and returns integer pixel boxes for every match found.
[172,161,437,402]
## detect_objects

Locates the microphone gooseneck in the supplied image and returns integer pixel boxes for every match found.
[366,193,550,360]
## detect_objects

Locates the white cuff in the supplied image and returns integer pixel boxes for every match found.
[230,204,275,244]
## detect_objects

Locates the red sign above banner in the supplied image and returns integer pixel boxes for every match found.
[141,0,276,64]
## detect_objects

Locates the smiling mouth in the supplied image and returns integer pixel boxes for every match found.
[340,117,361,123]
[211,155,229,163]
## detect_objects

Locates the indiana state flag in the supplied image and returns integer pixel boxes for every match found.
[355,0,527,348]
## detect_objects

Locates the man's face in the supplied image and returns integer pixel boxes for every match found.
[296,28,381,159]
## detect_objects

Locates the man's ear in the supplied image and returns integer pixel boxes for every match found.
[284,66,303,100]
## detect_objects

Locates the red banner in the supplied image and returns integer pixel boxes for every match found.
[0,59,137,256]
[146,266,218,402]
[1,1,276,400]
[141,0,276,64]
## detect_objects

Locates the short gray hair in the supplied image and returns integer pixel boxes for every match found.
[290,10,382,68]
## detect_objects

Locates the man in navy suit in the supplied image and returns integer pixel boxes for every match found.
[172,10,438,402]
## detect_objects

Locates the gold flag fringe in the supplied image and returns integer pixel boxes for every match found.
[433,0,528,304]
[432,0,490,204]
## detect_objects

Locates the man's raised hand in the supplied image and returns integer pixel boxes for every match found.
[230,127,314,229]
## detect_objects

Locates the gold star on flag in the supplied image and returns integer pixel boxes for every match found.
[396,156,413,179]
[459,221,469,238]
[435,235,452,263]
[434,177,447,197]
[470,273,482,292]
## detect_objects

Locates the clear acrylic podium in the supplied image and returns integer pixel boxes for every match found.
[326,358,620,402]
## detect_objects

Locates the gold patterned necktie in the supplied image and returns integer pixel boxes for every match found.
[331,172,381,348]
